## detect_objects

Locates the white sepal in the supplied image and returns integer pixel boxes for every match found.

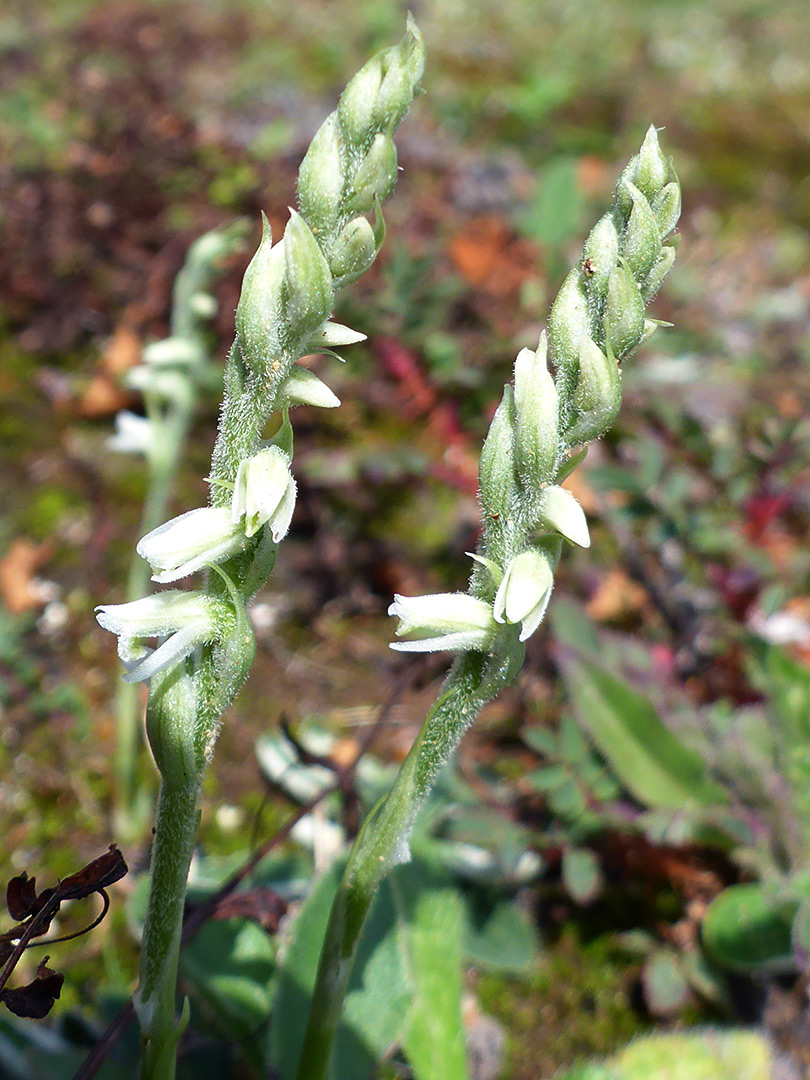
[537,485,590,548]
[137,507,246,583]
[388,592,496,653]
[493,550,554,642]
[95,591,224,683]
[231,447,297,541]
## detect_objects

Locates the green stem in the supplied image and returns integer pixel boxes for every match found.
[295,643,522,1080]
[136,777,201,1080]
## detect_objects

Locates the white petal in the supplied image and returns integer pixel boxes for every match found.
[389,629,492,653]
[138,507,245,582]
[269,476,296,542]
[518,585,553,641]
[122,623,207,683]
[388,592,494,636]
[538,485,590,547]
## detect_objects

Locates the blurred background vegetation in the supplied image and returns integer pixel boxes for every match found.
[2,0,810,1077]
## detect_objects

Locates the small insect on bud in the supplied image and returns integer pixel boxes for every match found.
[297,114,344,233]
[493,549,554,642]
[388,592,497,653]
[283,210,334,341]
[581,213,620,299]
[603,264,645,359]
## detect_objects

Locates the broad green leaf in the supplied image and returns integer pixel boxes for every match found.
[560,654,727,810]
[395,872,467,1080]
[270,861,412,1080]
[702,884,796,974]
[463,891,541,973]
[181,918,275,1076]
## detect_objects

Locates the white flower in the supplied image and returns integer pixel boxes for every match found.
[137,507,246,583]
[108,411,154,456]
[388,592,497,653]
[493,550,554,642]
[231,448,297,541]
[537,485,590,547]
[95,591,224,683]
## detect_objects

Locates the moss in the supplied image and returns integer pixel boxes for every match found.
[477,929,644,1079]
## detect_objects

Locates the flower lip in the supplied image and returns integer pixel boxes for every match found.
[231,447,297,541]
[137,507,246,584]
[95,591,222,683]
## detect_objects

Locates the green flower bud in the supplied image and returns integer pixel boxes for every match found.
[513,334,559,491]
[338,56,383,147]
[652,181,681,239]
[566,336,621,444]
[621,182,661,280]
[377,15,425,131]
[614,157,639,218]
[479,385,518,521]
[235,215,286,372]
[297,114,343,233]
[347,133,398,213]
[329,215,378,284]
[279,366,341,409]
[604,264,645,358]
[283,210,334,341]
[641,243,677,301]
[581,213,620,299]
[548,269,593,377]
[634,125,669,202]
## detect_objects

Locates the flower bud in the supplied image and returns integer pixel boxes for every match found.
[235,215,286,371]
[604,264,645,358]
[479,385,518,521]
[231,446,296,541]
[306,321,367,350]
[279,366,340,409]
[329,215,379,285]
[513,334,559,488]
[377,15,425,130]
[297,115,344,233]
[283,210,334,341]
[347,134,398,213]
[388,592,497,653]
[548,269,593,378]
[581,213,620,299]
[641,242,677,301]
[141,337,202,367]
[566,336,621,444]
[634,125,669,202]
[652,181,681,239]
[96,591,228,683]
[537,485,590,547]
[621,182,661,280]
[493,549,554,642]
[138,507,246,583]
[338,57,383,146]
[108,411,154,456]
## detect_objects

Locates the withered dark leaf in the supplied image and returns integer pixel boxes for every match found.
[0,959,63,1019]
[213,888,288,934]
[57,845,128,901]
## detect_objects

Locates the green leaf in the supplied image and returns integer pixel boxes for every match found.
[270,861,412,1080]
[181,918,275,1076]
[702,884,797,974]
[559,653,727,811]
[396,872,468,1080]
[463,892,541,973]
[561,847,603,905]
